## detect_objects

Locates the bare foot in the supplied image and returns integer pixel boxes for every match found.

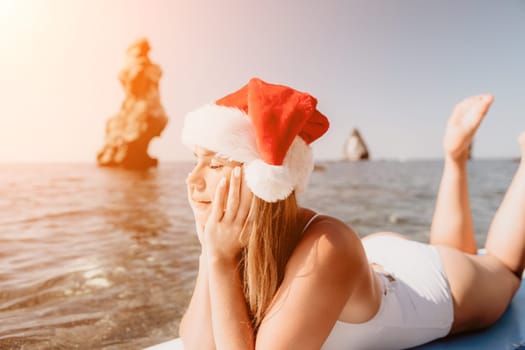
[443,94,494,161]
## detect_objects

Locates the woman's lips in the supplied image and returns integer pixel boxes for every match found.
[192,200,211,209]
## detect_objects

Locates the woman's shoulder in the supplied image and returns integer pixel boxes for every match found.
[300,209,361,246]
[290,209,365,271]
[274,210,370,312]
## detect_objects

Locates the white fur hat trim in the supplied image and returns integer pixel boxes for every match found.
[182,104,259,162]
[182,105,314,202]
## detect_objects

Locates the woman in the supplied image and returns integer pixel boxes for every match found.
[178,78,524,349]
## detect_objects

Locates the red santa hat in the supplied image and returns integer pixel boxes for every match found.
[182,78,329,202]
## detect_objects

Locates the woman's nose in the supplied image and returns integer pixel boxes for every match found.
[186,168,205,190]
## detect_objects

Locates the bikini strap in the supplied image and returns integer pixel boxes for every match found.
[302,213,321,234]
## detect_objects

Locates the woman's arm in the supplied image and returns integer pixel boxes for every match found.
[202,168,361,349]
[207,256,255,350]
[202,168,256,350]
[256,218,363,350]
[179,254,216,350]
[206,217,359,350]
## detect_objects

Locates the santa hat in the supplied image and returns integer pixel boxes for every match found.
[182,78,329,202]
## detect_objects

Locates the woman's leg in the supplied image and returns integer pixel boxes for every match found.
[439,246,519,333]
[440,133,524,334]
[429,95,494,254]
[484,132,525,276]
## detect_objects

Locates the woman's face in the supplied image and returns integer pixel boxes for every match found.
[186,146,242,226]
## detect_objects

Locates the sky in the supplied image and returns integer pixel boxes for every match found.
[1,0,524,163]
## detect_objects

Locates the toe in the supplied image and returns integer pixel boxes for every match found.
[478,94,494,114]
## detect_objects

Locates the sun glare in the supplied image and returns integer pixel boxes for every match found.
[0,0,41,34]
[0,0,20,22]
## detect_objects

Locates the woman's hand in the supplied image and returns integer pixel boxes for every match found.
[203,166,253,262]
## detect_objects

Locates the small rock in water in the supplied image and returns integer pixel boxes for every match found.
[389,214,401,224]
[344,128,370,161]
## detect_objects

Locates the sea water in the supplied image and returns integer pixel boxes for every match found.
[0,160,518,349]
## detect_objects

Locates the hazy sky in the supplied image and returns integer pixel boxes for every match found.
[1,0,524,162]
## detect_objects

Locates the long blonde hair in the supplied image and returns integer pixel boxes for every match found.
[240,192,303,332]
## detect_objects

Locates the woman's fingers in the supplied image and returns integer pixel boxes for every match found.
[204,167,251,258]
[223,167,241,222]
[209,177,227,223]
[209,166,251,228]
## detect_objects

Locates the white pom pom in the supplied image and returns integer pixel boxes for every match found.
[283,137,313,194]
[244,159,294,202]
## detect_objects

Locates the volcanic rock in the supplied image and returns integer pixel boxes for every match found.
[97,38,168,169]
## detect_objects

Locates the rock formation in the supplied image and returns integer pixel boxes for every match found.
[97,38,168,169]
[343,128,369,161]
